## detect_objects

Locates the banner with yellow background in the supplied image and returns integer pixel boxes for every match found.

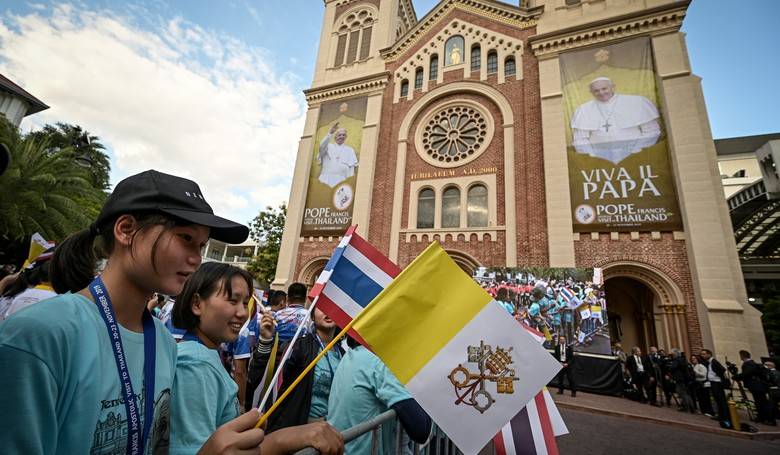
[560,37,681,232]
[300,97,367,237]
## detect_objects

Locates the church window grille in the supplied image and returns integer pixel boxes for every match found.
[441,187,460,228]
[346,29,360,63]
[429,55,438,80]
[505,57,516,77]
[400,79,409,97]
[414,68,423,90]
[444,36,465,66]
[359,25,372,60]
[421,106,488,164]
[471,45,481,72]
[417,188,435,229]
[467,184,489,227]
[487,51,498,74]
[334,33,347,66]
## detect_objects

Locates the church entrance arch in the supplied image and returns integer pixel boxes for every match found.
[445,250,480,276]
[298,257,329,289]
[603,262,689,355]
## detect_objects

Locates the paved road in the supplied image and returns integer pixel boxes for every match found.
[556,408,780,455]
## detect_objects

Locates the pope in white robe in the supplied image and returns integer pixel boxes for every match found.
[571,77,661,164]
[317,123,358,188]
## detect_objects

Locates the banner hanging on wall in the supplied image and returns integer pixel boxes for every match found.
[300,97,367,237]
[560,37,682,232]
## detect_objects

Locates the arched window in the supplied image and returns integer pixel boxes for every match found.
[487,51,498,74]
[416,188,435,229]
[429,55,438,80]
[470,45,481,72]
[441,186,460,228]
[444,36,464,66]
[414,67,423,90]
[333,9,375,66]
[504,56,516,77]
[400,79,409,98]
[467,184,488,227]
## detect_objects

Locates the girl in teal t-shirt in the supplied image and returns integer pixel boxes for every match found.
[0,170,265,454]
[169,262,255,454]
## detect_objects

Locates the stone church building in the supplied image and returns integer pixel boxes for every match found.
[274,0,767,362]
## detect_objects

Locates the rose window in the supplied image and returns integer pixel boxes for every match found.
[422,106,488,164]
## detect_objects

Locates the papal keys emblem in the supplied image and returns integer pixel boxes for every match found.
[447,341,519,414]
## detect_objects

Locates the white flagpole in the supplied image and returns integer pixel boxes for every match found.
[256,296,319,412]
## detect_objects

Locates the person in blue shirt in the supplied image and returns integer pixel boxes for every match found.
[170,262,343,455]
[0,170,264,454]
[274,282,310,343]
[327,337,432,454]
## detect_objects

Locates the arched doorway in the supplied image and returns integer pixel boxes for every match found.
[603,262,690,355]
[298,257,329,289]
[445,250,480,276]
[605,277,658,353]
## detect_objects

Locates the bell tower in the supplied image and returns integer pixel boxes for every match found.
[312,0,416,87]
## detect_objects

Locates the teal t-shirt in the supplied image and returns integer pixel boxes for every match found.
[0,292,177,454]
[309,348,341,419]
[327,346,411,455]
[170,340,240,454]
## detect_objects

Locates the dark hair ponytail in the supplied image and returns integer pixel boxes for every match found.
[50,227,100,294]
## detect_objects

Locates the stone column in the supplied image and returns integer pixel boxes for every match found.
[272,105,321,289]
[351,93,384,237]
[652,32,766,359]
[538,56,576,267]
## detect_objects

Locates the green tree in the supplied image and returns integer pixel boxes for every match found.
[0,117,105,246]
[27,122,111,190]
[761,295,780,354]
[246,204,287,286]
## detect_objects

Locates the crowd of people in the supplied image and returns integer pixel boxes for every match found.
[477,274,608,352]
[0,170,432,455]
[614,344,779,428]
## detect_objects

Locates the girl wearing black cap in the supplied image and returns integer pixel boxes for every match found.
[0,170,262,454]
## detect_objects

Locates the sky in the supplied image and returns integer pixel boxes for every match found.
[0,0,778,226]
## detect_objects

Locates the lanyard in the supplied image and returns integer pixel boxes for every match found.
[89,276,156,455]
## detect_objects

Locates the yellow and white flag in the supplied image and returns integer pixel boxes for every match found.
[351,242,562,454]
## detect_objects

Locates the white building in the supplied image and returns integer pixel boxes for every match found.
[202,238,260,270]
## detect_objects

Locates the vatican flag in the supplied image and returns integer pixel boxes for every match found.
[351,242,562,454]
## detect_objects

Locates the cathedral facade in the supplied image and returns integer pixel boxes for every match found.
[274,0,767,362]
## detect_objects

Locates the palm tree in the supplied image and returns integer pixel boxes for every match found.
[27,122,111,190]
[0,117,105,242]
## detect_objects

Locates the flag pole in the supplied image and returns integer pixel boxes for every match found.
[254,315,360,429]
[255,297,318,412]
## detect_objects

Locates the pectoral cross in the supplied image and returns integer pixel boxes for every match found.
[602,120,612,132]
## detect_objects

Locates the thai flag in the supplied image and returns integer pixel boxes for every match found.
[494,389,568,455]
[308,226,401,344]
[494,325,569,455]
[559,287,574,304]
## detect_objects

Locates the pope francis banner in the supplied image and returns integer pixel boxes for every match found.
[560,37,681,232]
[301,97,367,237]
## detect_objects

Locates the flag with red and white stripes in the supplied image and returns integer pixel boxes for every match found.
[494,325,569,455]
[494,389,568,455]
[308,225,401,344]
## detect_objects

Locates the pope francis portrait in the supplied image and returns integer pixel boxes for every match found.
[571,77,661,164]
[317,122,359,188]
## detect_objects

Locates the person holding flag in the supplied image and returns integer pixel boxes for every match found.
[168,262,343,455]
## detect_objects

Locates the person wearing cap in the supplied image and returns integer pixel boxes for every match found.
[571,76,662,164]
[0,170,265,454]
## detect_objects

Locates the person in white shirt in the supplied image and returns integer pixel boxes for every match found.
[571,77,662,164]
[317,123,358,188]
[691,355,713,417]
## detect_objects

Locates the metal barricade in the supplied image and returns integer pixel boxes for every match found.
[291,411,467,455]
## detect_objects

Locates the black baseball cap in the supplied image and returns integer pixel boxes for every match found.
[94,170,249,244]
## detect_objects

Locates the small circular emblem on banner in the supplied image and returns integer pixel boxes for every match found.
[575,204,595,224]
